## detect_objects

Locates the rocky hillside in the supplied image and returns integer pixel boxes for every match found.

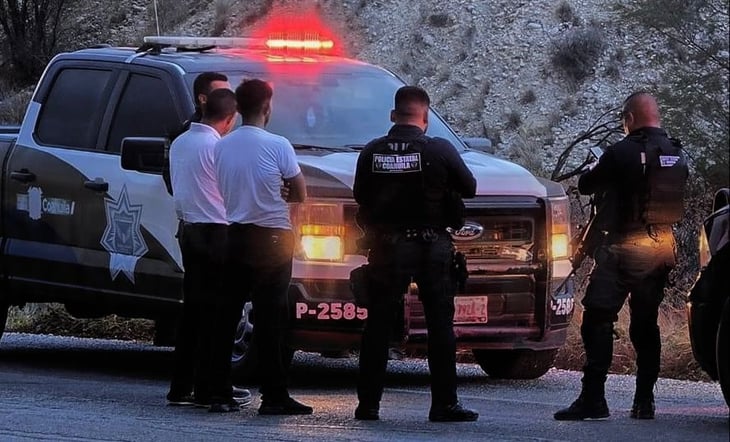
[10,0,722,180]
[1,0,727,285]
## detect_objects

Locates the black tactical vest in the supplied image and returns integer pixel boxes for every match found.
[366,135,429,229]
[637,136,688,225]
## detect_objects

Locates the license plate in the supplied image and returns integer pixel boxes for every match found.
[454,296,488,324]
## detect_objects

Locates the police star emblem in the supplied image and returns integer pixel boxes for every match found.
[100,185,149,283]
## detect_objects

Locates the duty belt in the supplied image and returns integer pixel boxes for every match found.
[379,227,445,243]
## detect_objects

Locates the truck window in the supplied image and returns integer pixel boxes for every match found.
[106,73,181,152]
[36,68,114,149]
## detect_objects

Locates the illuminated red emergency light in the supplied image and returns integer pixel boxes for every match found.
[248,5,343,56]
[266,38,335,51]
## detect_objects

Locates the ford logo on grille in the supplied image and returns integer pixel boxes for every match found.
[449,221,484,241]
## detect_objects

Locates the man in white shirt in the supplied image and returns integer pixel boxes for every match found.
[167,88,243,413]
[215,79,310,415]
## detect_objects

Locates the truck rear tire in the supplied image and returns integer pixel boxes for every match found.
[716,299,730,407]
[473,349,557,379]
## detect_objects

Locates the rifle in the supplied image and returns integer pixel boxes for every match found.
[553,192,607,296]
[552,146,607,296]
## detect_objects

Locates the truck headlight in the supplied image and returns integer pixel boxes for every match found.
[291,202,345,261]
[551,233,569,258]
[549,196,571,259]
[301,224,344,261]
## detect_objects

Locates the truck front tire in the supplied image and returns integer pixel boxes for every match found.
[473,349,557,379]
[230,302,294,383]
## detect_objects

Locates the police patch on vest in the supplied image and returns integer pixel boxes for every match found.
[659,155,680,167]
[372,153,422,173]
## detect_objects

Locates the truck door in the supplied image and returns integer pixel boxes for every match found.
[81,67,188,305]
[2,65,119,299]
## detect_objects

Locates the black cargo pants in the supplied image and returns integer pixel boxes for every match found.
[357,231,458,408]
[580,227,675,398]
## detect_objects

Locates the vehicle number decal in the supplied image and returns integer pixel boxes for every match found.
[295,302,367,320]
[550,297,574,316]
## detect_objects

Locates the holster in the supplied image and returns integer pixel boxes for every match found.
[452,251,468,293]
[349,264,371,307]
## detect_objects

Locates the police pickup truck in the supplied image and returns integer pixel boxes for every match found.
[0,34,574,379]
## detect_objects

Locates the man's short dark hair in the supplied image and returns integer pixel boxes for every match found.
[394,85,430,117]
[203,88,237,122]
[193,72,229,106]
[235,79,273,120]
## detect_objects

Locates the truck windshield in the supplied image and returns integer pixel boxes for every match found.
[187,71,466,151]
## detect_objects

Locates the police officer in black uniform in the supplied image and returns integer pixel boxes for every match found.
[352,86,479,422]
[554,91,688,421]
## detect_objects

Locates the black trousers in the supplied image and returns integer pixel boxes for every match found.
[358,233,458,408]
[224,224,295,402]
[580,227,675,397]
[169,222,227,401]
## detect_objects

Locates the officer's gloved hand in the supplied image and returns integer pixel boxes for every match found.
[582,161,599,173]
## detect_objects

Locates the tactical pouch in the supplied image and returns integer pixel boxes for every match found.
[350,264,371,307]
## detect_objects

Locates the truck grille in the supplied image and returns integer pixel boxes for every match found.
[453,216,534,261]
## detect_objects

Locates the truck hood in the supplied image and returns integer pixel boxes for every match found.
[297,150,548,198]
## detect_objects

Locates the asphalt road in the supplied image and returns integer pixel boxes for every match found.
[0,333,727,442]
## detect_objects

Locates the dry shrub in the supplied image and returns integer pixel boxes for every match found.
[0,88,32,125]
[550,28,606,86]
[212,0,237,36]
[554,0,577,24]
[505,110,522,130]
[7,303,155,342]
[519,89,537,105]
[147,0,190,35]
[508,124,554,177]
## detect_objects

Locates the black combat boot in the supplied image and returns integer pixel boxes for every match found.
[554,388,610,421]
[630,393,655,419]
[555,318,614,421]
[630,378,656,419]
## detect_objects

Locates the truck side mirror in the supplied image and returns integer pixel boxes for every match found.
[120,137,168,174]
[462,137,494,154]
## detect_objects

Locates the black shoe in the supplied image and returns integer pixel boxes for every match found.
[258,397,313,415]
[630,397,655,420]
[554,396,610,421]
[209,399,241,413]
[166,392,195,406]
[354,404,380,421]
[193,397,211,409]
[429,402,479,422]
[232,387,253,407]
